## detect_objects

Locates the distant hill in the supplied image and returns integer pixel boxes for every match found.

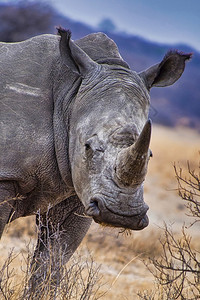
[0,2,199,128]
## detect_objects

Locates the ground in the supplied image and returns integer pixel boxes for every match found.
[0,125,199,299]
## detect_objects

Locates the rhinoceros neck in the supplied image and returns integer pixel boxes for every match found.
[75,32,126,64]
[96,58,130,69]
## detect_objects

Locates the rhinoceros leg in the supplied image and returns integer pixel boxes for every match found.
[0,181,16,238]
[30,195,92,293]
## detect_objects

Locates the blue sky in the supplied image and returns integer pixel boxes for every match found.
[51,0,200,51]
[1,0,199,51]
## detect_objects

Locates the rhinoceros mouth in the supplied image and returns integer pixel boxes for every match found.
[104,202,149,218]
[93,213,149,231]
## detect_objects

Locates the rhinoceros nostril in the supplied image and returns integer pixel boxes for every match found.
[86,198,100,217]
[92,199,99,208]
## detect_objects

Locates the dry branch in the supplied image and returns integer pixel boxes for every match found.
[138,159,200,300]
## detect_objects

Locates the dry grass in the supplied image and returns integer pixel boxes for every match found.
[148,125,199,187]
[0,224,103,300]
[0,125,199,299]
[138,160,200,300]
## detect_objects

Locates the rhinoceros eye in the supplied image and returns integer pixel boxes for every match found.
[85,142,91,151]
[85,137,105,154]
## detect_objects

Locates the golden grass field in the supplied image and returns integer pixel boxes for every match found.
[0,125,200,299]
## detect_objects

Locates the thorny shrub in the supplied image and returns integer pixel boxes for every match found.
[137,160,200,300]
[0,0,53,42]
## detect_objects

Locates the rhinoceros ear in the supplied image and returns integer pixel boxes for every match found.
[57,27,99,77]
[139,50,192,89]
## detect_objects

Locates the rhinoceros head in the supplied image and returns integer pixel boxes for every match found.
[57,28,191,230]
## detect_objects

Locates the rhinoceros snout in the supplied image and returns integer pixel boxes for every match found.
[85,195,149,230]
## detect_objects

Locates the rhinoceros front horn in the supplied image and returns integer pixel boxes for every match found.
[115,120,152,187]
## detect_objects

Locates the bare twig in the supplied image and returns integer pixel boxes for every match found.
[137,158,200,300]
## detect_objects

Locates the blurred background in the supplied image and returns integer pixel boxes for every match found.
[0,1,199,298]
[0,0,200,127]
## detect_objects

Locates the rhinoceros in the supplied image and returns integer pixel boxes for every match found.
[0,28,191,269]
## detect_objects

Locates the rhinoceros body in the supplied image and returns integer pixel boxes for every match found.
[0,28,191,271]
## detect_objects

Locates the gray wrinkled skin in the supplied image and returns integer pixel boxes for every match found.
[0,29,191,273]
[69,65,150,229]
